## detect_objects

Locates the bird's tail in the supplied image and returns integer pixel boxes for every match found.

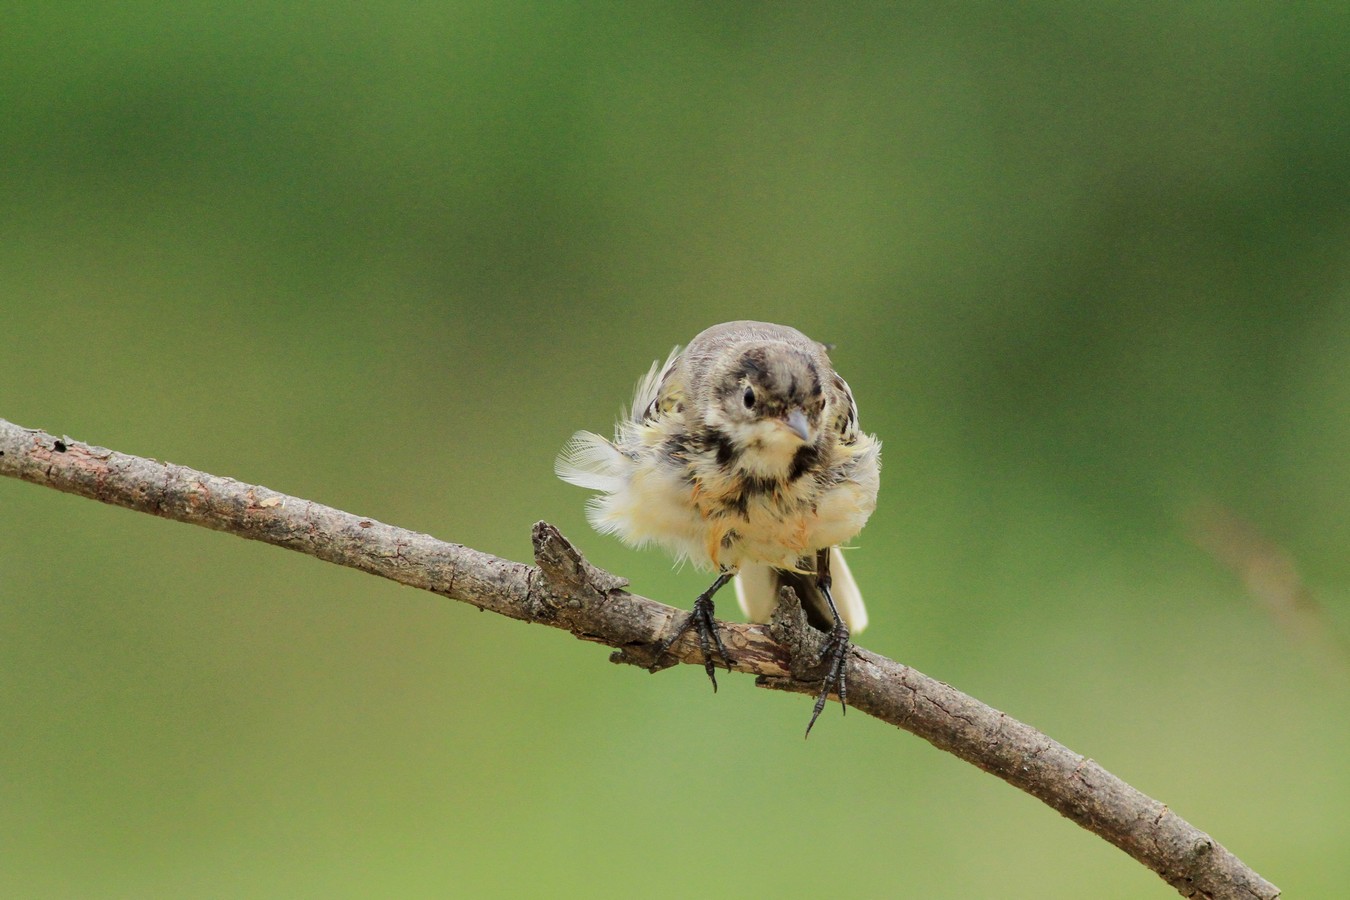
[734,547,868,634]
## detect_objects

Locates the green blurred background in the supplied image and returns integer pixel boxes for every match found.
[3,3,1347,897]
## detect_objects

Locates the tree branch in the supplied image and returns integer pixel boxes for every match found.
[0,418,1278,899]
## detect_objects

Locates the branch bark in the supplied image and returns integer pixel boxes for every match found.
[0,418,1279,899]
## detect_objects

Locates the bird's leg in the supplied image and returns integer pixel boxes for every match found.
[805,547,850,738]
[650,571,735,691]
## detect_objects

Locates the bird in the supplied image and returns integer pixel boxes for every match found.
[556,321,881,734]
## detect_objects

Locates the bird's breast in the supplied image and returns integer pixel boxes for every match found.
[688,460,870,569]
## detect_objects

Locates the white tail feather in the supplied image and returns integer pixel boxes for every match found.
[827,546,868,633]
[734,561,779,624]
[734,546,868,634]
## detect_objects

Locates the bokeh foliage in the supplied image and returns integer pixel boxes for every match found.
[3,3,1347,897]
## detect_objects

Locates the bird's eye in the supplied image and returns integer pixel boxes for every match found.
[743,387,756,408]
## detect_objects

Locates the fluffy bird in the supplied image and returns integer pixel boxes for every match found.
[556,321,881,733]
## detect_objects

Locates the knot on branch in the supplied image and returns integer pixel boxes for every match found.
[753,584,827,691]
[528,521,629,624]
[531,521,628,594]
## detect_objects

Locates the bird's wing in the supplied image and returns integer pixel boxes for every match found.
[556,346,684,492]
[632,346,683,423]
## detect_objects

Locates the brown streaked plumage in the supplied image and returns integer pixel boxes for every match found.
[557,321,881,734]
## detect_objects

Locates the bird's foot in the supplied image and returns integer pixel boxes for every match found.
[805,619,850,737]
[650,593,733,691]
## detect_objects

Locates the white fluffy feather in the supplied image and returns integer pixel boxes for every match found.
[558,325,878,631]
[554,431,626,493]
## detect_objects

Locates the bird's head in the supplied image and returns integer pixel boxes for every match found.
[703,342,828,469]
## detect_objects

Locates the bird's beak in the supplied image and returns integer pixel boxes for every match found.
[782,408,811,443]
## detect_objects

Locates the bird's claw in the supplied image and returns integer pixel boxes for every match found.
[805,620,850,737]
[650,593,733,690]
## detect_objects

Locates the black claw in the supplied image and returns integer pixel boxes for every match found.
[650,573,734,689]
[805,620,850,737]
[804,547,850,738]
